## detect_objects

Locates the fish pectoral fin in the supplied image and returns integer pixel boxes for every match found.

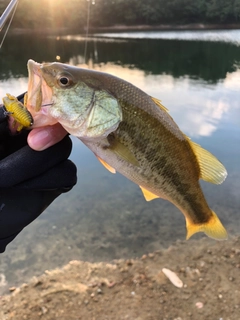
[186,210,228,240]
[96,156,116,174]
[139,186,159,201]
[185,135,227,185]
[151,97,169,113]
[111,141,140,167]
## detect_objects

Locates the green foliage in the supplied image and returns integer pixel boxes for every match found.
[0,0,240,30]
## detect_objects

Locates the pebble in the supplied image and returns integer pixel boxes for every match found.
[162,268,183,288]
[195,302,204,309]
[0,274,7,287]
[41,306,48,314]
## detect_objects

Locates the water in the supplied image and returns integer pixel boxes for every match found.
[95,29,240,45]
[0,30,239,293]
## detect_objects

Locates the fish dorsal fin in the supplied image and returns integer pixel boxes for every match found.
[185,135,227,185]
[139,186,159,201]
[96,156,116,174]
[186,210,228,240]
[151,97,169,113]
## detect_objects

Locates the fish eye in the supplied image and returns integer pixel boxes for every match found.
[59,77,69,85]
[57,74,73,87]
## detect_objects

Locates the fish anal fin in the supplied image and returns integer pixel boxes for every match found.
[185,135,227,185]
[96,156,116,174]
[151,97,169,113]
[186,210,228,240]
[139,186,160,201]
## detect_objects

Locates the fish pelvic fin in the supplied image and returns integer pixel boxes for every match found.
[185,135,227,185]
[96,156,116,174]
[186,210,228,241]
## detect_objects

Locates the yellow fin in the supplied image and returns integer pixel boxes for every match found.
[186,210,228,240]
[111,141,139,167]
[139,186,159,201]
[96,156,116,174]
[185,136,227,184]
[151,97,169,112]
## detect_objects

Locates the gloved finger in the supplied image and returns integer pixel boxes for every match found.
[15,159,77,191]
[0,105,7,123]
[0,188,63,253]
[0,105,9,137]
[0,135,73,188]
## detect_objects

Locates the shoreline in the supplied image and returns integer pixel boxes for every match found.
[1,236,239,320]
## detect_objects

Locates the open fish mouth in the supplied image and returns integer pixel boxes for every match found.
[26,60,56,127]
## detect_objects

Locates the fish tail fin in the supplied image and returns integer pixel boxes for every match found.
[186,210,228,240]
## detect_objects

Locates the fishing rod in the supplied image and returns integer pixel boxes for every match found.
[0,0,19,31]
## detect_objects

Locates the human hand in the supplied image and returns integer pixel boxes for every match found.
[28,123,68,151]
[0,95,77,253]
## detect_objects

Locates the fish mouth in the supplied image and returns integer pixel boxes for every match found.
[26,59,56,127]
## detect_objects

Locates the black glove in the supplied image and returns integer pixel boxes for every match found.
[0,94,77,253]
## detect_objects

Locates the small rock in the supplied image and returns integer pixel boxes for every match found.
[108,282,116,288]
[162,268,183,288]
[9,287,16,292]
[195,302,203,309]
[41,306,48,314]
[126,259,133,266]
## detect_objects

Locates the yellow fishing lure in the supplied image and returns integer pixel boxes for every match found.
[2,93,33,131]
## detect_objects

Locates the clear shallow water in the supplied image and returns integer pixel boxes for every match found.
[0,30,239,293]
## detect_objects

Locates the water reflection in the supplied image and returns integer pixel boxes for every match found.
[0,77,27,98]
[96,29,240,45]
[1,32,240,82]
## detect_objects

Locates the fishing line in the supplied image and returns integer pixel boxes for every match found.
[84,0,91,64]
[0,0,18,50]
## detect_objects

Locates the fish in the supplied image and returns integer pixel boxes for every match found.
[2,93,33,131]
[26,59,228,240]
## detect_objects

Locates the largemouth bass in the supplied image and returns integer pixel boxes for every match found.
[26,59,228,240]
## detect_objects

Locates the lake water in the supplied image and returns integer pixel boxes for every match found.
[0,30,239,293]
